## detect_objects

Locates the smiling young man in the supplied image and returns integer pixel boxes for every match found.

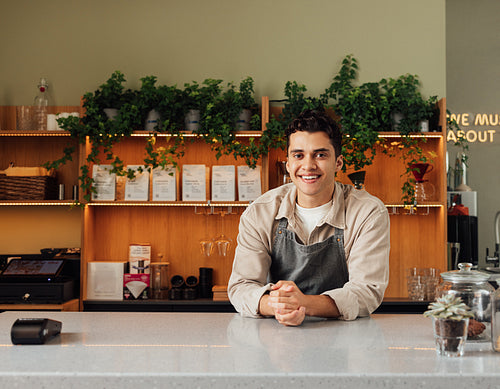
[228,109,390,326]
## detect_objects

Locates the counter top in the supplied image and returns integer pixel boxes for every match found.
[0,311,498,388]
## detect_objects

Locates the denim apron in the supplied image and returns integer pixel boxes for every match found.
[270,218,349,295]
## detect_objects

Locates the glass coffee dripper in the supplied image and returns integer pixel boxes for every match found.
[411,163,436,202]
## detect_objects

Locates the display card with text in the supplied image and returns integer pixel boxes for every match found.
[152,166,177,201]
[125,165,150,201]
[212,165,235,201]
[237,165,261,201]
[92,165,116,201]
[182,164,207,201]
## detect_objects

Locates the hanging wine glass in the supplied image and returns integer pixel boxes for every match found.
[199,237,214,257]
[199,207,214,257]
[214,209,233,257]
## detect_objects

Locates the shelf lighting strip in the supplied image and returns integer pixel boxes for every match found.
[378,134,442,139]
[129,132,263,138]
[87,201,250,207]
[0,131,71,137]
[1,131,439,139]
[0,201,75,206]
[384,204,442,208]
[1,201,442,208]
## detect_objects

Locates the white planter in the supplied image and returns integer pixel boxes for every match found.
[103,108,119,120]
[419,119,429,132]
[236,109,252,131]
[145,109,161,131]
[391,112,404,131]
[185,109,200,131]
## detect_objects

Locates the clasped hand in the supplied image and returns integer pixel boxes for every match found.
[268,281,306,326]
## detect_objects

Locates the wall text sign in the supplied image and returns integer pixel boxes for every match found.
[447,113,497,143]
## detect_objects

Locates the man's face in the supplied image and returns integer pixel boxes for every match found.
[286,131,343,208]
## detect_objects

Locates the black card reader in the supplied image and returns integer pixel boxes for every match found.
[11,318,62,345]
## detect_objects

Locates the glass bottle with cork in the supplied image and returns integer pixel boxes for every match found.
[34,77,49,131]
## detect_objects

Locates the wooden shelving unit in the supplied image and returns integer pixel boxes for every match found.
[80,98,271,309]
[2,97,447,310]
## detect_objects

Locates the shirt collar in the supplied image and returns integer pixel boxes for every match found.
[274,182,346,230]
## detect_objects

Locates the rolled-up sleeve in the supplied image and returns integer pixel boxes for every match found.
[228,206,274,317]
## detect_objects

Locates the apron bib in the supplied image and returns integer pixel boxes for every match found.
[270,218,348,295]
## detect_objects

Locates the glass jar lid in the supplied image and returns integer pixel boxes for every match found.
[441,262,491,283]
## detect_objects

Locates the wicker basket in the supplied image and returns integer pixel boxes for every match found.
[0,175,58,200]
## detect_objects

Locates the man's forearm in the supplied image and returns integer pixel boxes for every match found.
[259,292,340,318]
[303,294,340,318]
[258,294,274,316]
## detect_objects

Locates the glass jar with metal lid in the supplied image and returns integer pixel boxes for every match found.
[491,278,500,351]
[440,262,494,342]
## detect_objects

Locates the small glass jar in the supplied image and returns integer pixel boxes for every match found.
[491,278,500,351]
[440,262,494,342]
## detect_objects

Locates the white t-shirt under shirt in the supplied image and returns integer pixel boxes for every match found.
[295,202,331,237]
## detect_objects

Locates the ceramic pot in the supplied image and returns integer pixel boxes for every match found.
[185,109,200,131]
[236,109,252,131]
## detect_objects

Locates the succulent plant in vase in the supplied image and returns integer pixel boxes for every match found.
[424,294,474,357]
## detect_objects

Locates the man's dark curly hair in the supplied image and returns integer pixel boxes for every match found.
[285,109,342,157]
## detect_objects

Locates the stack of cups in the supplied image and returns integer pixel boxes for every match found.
[199,267,213,298]
[406,267,441,301]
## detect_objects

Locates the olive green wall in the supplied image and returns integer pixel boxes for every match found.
[0,0,446,254]
[1,0,445,106]
[446,0,500,267]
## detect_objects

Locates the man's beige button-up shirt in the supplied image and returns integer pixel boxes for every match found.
[228,182,390,320]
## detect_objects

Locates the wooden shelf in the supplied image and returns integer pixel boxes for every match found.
[129,130,263,138]
[0,130,72,137]
[0,298,80,312]
[86,200,251,207]
[0,200,77,206]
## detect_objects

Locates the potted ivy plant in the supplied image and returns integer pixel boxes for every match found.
[380,74,437,134]
[321,55,390,188]
[136,75,163,131]
[236,76,258,131]
[182,78,222,131]
[93,70,134,120]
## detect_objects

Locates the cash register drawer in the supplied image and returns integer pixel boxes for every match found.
[0,278,75,304]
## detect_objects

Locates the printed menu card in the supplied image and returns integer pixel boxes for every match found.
[237,165,261,201]
[182,164,207,201]
[152,166,177,201]
[212,165,235,201]
[92,164,116,201]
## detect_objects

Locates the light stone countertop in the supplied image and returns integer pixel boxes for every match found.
[0,311,498,388]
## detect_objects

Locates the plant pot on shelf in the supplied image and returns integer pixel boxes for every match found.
[347,171,366,190]
[419,119,429,132]
[236,108,252,131]
[185,109,200,132]
[391,112,404,131]
[103,108,119,120]
[145,109,161,131]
